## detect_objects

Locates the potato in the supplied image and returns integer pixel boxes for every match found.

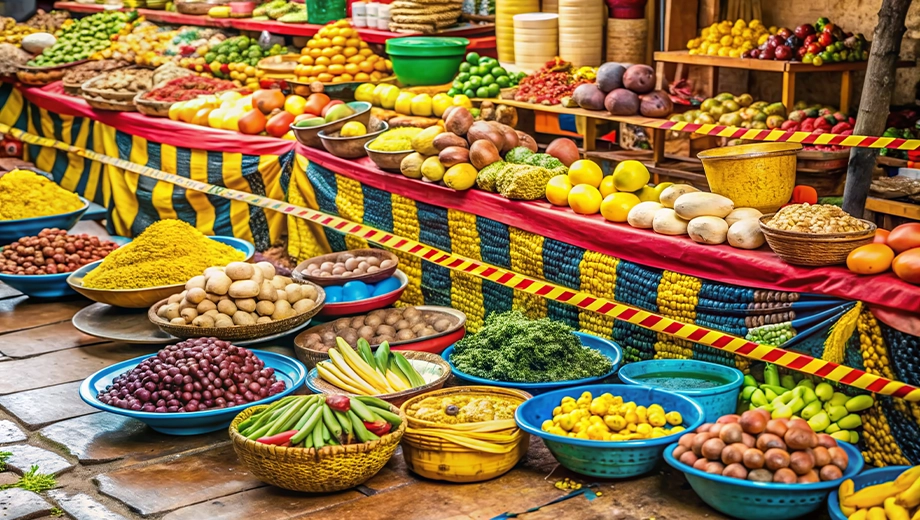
[285,283,303,303]
[679,450,698,467]
[692,458,708,471]
[704,461,725,474]
[206,272,232,295]
[256,300,275,316]
[652,208,689,236]
[719,423,743,445]
[178,297,196,312]
[255,261,276,279]
[674,192,734,219]
[167,293,183,305]
[790,450,815,476]
[764,419,788,439]
[701,438,726,460]
[722,463,748,480]
[249,267,264,285]
[721,443,747,465]
[270,276,287,290]
[229,280,260,299]
[197,299,217,314]
[203,266,225,278]
[192,314,215,327]
[673,446,689,460]
[741,433,756,448]
[204,309,220,319]
[170,317,187,325]
[627,201,662,229]
[819,464,843,481]
[717,414,740,424]
[235,298,257,313]
[827,447,849,469]
[742,448,764,469]
[659,184,699,208]
[816,434,838,449]
[812,446,831,467]
[217,299,237,316]
[756,433,786,452]
[302,284,318,300]
[185,275,206,291]
[725,207,763,227]
[293,299,314,314]
[258,281,277,302]
[773,467,797,484]
[185,287,207,305]
[739,410,767,435]
[256,316,273,324]
[747,469,774,482]
[679,433,696,449]
[727,219,766,249]
[163,303,180,320]
[214,316,234,328]
[784,427,817,450]
[691,432,713,456]
[688,216,729,245]
[764,448,790,471]
[796,470,820,484]
[232,310,255,326]
[696,423,713,433]
[225,262,254,281]
[157,303,171,318]
[272,299,294,320]
[207,293,221,303]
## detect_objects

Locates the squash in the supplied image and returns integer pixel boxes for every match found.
[688,216,729,245]
[627,201,662,229]
[674,192,734,219]
[652,208,689,236]
[725,208,764,227]
[727,220,766,249]
[411,125,443,156]
[659,184,699,208]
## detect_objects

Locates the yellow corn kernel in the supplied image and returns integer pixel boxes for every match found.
[575,430,589,439]
[549,426,566,436]
[648,404,664,416]
[552,406,562,416]
[666,411,683,426]
[610,434,626,441]
[558,414,577,431]
[604,414,626,431]
[587,423,607,440]
[600,392,615,403]
[636,406,648,423]
[670,426,685,434]
[627,423,638,433]
[572,419,590,433]
[561,396,575,403]
[610,395,623,406]
[624,402,637,413]
[602,432,613,441]
[567,432,577,438]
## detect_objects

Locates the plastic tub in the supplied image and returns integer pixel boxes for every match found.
[385,37,470,86]
[443,331,622,395]
[617,359,743,423]
[0,196,90,245]
[827,466,910,520]
[664,440,864,520]
[515,384,704,478]
[697,142,801,213]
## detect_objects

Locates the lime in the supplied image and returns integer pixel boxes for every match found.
[468,66,480,76]
[452,80,463,89]
[482,74,495,85]
[487,84,500,97]
[495,75,510,88]
[228,52,241,62]
[462,80,472,91]
[491,66,507,77]
[459,62,471,72]
[456,72,470,82]
[447,88,459,96]
[476,86,490,98]
[469,76,482,88]
[463,89,476,99]
[466,52,480,65]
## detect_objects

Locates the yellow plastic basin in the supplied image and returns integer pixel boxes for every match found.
[697,142,801,213]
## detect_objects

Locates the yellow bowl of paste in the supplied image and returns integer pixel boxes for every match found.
[697,142,801,213]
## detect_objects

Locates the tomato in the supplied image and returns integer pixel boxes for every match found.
[873,228,890,244]
[304,93,331,116]
[892,248,920,284]
[887,223,920,253]
[846,244,894,275]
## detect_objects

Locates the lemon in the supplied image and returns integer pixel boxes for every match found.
[340,121,367,137]
[545,175,573,206]
[568,184,603,215]
[443,163,477,190]
[568,159,603,188]
[410,93,433,117]
[612,160,651,192]
[600,192,641,222]
[599,176,617,197]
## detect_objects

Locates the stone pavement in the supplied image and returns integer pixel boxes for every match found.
[0,223,734,520]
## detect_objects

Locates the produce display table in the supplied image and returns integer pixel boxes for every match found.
[5,79,920,468]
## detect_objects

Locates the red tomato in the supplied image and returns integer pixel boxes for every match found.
[892,248,920,284]
[887,223,920,253]
[846,244,894,275]
[873,228,890,244]
[303,93,331,116]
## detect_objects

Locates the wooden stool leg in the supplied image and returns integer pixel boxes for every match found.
[840,71,852,114]
[782,71,796,112]
[652,128,665,165]
[576,116,596,151]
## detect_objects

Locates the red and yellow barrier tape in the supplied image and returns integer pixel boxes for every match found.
[4,122,919,401]
[658,121,920,150]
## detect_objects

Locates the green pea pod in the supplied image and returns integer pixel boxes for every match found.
[800,400,823,420]
[321,419,331,442]
[760,384,790,397]
[796,378,815,390]
[349,397,380,423]
[266,397,312,437]
[830,430,851,443]
[825,423,841,434]
[322,404,343,441]
[829,392,849,407]
[772,405,792,419]
[764,364,780,387]
[827,404,848,422]
[348,409,380,443]
[849,431,859,443]
[741,386,757,401]
[334,409,353,437]
[780,375,796,390]
[763,388,778,402]
[312,419,325,449]
[788,397,805,414]
[366,405,403,428]
[354,395,392,410]
[290,397,327,445]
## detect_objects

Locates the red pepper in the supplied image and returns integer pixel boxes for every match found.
[363,420,391,436]
[256,429,298,446]
[326,395,351,413]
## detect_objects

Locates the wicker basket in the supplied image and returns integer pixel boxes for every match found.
[134,92,173,117]
[83,96,138,112]
[176,0,227,14]
[17,60,88,86]
[82,74,149,103]
[229,402,407,492]
[307,350,452,407]
[148,280,326,340]
[292,248,399,286]
[759,214,877,267]
[607,18,647,64]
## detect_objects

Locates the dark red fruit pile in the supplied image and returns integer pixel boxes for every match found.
[97,338,286,413]
[514,58,591,106]
[142,76,237,103]
[1,228,118,275]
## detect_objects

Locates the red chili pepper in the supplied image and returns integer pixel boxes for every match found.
[363,420,391,436]
[256,429,298,445]
[326,395,351,413]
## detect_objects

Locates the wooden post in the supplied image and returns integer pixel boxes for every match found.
[840,71,852,114]
[842,0,911,217]
[781,71,796,113]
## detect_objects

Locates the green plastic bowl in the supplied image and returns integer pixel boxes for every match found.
[385,37,469,86]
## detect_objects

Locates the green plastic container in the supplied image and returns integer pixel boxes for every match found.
[306,0,345,24]
[385,37,470,86]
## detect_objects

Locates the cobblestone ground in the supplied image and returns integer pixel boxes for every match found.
[0,223,732,520]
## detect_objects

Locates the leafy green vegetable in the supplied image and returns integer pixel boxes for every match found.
[0,465,57,493]
[450,311,612,382]
[0,451,10,472]
[51,507,64,517]
[504,147,534,164]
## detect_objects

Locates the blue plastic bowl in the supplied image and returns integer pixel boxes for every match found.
[827,466,910,520]
[0,270,75,298]
[0,196,90,245]
[79,351,306,435]
[442,331,622,395]
[617,359,743,423]
[515,384,705,478]
[664,440,864,520]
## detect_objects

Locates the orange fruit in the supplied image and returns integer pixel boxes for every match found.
[874,229,890,244]
[299,55,314,65]
[600,193,641,223]
[331,76,344,83]
[314,56,331,66]
[359,41,369,48]
[892,248,920,284]
[340,28,354,37]
[332,36,346,46]
[343,47,358,57]
[887,223,920,253]
[568,160,603,188]
[344,63,359,75]
[321,47,337,58]
[340,73,353,82]
[373,60,388,72]
[317,73,334,83]
[308,48,322,58]
[347,54,363,64]
[317,37,331,47]
[360,48,374,57]
[307,39,319,48]
[355,72,370,81]
[312,64,327,74]
[545,175,572,206]
[299,65,312,76]
[345,37,360,47]
[846,243,895,275]
[598,176,617,197]
[332,46,343,54]
[328,64,345,75]
[359,61,374,73]
[331,54,346,65]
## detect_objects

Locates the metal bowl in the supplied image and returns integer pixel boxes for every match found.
[289,101,372,149]
[364,140,414,172]
[318,120,388,159]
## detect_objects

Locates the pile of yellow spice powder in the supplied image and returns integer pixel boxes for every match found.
[82,219,246,289]
[0,169,84,220]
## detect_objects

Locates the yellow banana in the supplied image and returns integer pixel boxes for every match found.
[867,507,887,520]
[846,481,905,509]
[840,479,857,517]
[898,471,920,508]
[317,363,368,395]
[320,359,363,388]
[385,370,410,392]
[912,506,920,520]
[338,341,391,392]
[896,466,920,488]
[328,349,379,395]
[885,497,910,520]
[848,509,867,520]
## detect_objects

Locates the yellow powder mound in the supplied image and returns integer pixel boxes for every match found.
[0,169,84,220]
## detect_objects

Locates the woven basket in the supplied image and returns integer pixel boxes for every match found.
[307,351,452,407]
[229,402,407,492]
[148,280,326,340]
[134,92,173,117]
[292,248,399,287]
[607,18,647,64]
[759,214,877,267]
[84,96,138,112]
[82,74,149,102]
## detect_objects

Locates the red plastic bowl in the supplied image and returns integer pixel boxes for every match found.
[391,327,466,355]
[317,269,408,318]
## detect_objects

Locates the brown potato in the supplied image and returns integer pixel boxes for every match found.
[385,313,401,325]
[376,325,397,337]
[788,418,810,431]
[755,433,786,452]
[692,457,709,471]
[701,438,726,461]
[696,423,713,433]
[357,325,376,340]
[679,433,696,449]
[819,464,843,481]
[764,419,789,439]
[333,318,352,331]
[720,443,747,465]
[789,450,815,476]
[717,414,740,424]
[672,446,689,459]
[396,329,415,341]
[739,410,767,435]
[704,461,725,474]
[764,448,791,471]
[741,433,756,448]
[708,423,723,436]
[816,434,838,449]
[827,447,849,470]
[721,463,748,480]
[679,450,698,467]
[719,423,744,445]
[796,470,820,484]
[773,467,797,484]
[753,408,772,423]
[784,428,817,451]
[365,314,383,328]
[747,469,774,482]
[394,319,410,330]
[691,432,713,457]
[812,446,831,467]
[433,318,452,332]
[742,448,765,470]
[350,316,365,329]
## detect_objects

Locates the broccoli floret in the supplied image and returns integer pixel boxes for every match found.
[504,146,534,164]
[449,311,613,383]
[522,153,563,170]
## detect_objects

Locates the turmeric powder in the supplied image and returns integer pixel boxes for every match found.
[0,169,84,220]
[82,219,246,289]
